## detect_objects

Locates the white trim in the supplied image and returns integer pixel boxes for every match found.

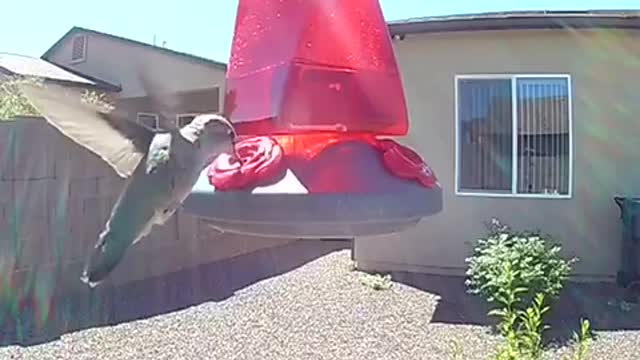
[137,112,160,129]
[511,77,519,194]
[453,76,460,198]
[456,191,572,200]
[567,75,574,200]
[453,73,573,199]
[70,34,87,64]
[457,73,570,79]
[176,113,199,127]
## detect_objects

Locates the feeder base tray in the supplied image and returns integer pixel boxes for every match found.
[182,140,442,238]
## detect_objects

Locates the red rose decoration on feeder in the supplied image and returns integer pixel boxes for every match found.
[375,139,438,188]
[208,137,285,190]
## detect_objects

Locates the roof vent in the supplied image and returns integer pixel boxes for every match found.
[71,34,87,63]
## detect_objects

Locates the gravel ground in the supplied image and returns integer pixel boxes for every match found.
[0,250,638,360]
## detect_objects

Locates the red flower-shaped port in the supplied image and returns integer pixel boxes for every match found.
[208,135,438,191]
[208,137,285,190]
[374,139,438,188]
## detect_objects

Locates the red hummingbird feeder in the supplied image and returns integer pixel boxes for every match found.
[182,0,442,238]
[223,0,408,137]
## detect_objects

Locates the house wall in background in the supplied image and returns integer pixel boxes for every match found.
[355,28,640,280]
[43,29,226,114]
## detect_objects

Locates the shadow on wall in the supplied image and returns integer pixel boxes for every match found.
[0,239,351,347]
[391,271,640,343]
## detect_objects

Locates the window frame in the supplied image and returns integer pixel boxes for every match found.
[70,34,87,64]
[176,113,199,128]
[454,73,573,199]
[136,112,160,130]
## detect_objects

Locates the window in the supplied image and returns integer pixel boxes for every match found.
[71,34,87,63]
[137,113,160,129]
[455,74,572,198]
[176,113,198,128]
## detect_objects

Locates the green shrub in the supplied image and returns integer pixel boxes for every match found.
[80,88,114,111]
[564,319,593,360]
[493,293,550,360]
[360,273,393,291]
[465,218,577,309]
[465,218,579,360]
[0,75,112,120]
[0,75,43,119]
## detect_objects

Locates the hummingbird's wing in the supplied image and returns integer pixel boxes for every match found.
[136,72,180,132]
[17,81,155,178]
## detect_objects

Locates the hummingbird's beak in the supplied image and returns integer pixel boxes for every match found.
[229,127,243,165]
[232,141,243,165]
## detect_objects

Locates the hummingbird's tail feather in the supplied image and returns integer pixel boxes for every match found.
[80,229,133,287]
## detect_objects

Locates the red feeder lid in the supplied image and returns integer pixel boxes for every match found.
[224,0,409,137]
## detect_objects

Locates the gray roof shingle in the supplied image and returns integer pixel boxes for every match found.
[0,52,121,91]
[0,52,96,85]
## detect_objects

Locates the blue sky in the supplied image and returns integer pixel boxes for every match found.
[2,1,638,63]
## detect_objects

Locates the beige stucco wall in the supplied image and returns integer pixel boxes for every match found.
[355,28,640,280]
[45,31,226,106]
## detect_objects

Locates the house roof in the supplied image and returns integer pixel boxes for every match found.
[39,10,640,71]
[41,26,228,71]
[0,52,120,91]
[388,9,640,36]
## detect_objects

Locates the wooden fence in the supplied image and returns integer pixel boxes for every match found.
[0,117,293,301]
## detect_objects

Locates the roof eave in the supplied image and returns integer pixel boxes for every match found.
[41,26,228,71]
[41,26,77,60]
[0,71,117,92]
[388,16,640,36]
[48,61,122,92]
[41,78,119,92]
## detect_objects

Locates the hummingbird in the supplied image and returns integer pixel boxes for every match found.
[17,80,238,288]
